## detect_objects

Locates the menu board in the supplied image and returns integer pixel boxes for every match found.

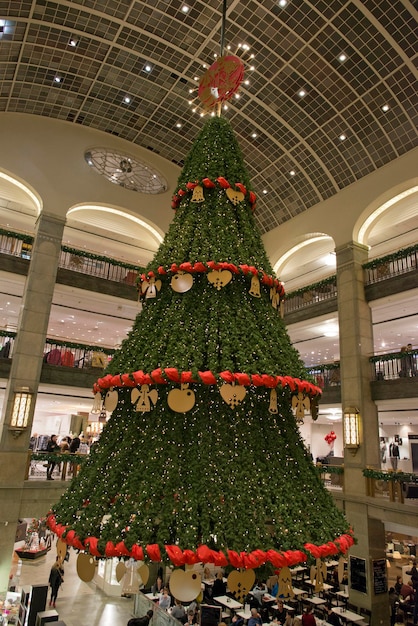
[350,556,367,594]
[372,558,387,595]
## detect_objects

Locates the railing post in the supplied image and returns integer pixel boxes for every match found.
[25,450,32,480]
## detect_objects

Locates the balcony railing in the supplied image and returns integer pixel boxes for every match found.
[370,349,418,380]
[284,276,337,314]
[305,363,341,389]
[43,338,115,369]
[26,451,88,481]
[0,227,144,286]
[363,243,418,285]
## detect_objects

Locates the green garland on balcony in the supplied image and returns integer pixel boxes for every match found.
[0,330,16,338]
[61,246,145,272]
[362,243,418,269]
[363,468,418,483]
[286,276,337,300]
[32,453,88,464]
[306,362,340,373]
[0,227,34,244]
[370,349,418,363]
[316,464,344,475]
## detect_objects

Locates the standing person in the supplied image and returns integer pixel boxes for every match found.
[128,609,153,626]
[301,605,316,626]
[48,556,64,607]
[212,571,227,597]
[389,439,400,471]
[46,435,60,480]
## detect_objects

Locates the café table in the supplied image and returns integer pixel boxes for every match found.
[305,596,326,606]
[305,581,333,594]
[261,593,277,603]
[289,587,308,597]
[214,596,243,611]
[335,590,349,605]
[236,609,252,620]
[332,606,364,624]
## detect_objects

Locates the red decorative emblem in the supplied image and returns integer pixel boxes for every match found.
[198,55,245,109]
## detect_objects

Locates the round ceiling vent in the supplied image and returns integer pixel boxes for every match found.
[85,148,167,194]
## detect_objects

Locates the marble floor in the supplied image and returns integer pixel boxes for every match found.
[15,548,136,626]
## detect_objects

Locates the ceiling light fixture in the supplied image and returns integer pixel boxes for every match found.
[251,132,257,138]
[298,89,306,97]
[278,0,288,7]
[382,104,390,112]
[69,38,78,47]
[54,76,62,83]
[144,64,153,73]
[338,53,347,62]
[123,96,131,104]
[181,5,189,12]
[339,133,346,141]
[289,170,296,176]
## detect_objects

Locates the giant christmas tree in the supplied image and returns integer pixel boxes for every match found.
[49,116,353,570]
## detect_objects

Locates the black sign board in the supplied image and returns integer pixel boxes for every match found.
[350,556,367,594]
[372,558,387,595]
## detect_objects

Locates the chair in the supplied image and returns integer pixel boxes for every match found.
[358,607,372,625]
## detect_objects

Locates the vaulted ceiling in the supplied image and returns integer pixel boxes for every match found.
[1,0,417,235]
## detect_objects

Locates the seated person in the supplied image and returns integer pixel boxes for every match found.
[324,604,342,625]
[248,608,262,626]
[212,572,227,597]
[171,599,187,623]
[273,599,287,624]
[159,587,172,610]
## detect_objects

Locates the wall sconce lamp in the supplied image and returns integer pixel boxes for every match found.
[343,406,360,454]
[9,388,33,437]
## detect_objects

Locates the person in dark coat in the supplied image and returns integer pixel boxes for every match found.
[212,572,227,597]
[46,435,60,480]
[48,556,64,607]
[128,609,153,626]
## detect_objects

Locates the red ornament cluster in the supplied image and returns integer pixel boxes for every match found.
[47,513,354,568]
[93,367,322,398]
[171,178,257,211]
[325,431,337,445]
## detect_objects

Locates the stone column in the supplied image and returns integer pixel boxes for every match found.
[336,241,387,624]
[0,212,65,596]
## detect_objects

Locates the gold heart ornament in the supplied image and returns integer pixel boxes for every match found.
[226,187,245,206]
[207,269,233,290]
[220,383,246,408]
[227,569,256,602]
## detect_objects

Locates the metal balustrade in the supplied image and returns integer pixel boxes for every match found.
[363,245,418,285]
[284,277,337,314]
[370,350,418,381]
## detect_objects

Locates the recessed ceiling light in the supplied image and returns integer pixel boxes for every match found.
[382,104,390,112]
[338,53,347,62]
[181,5,189,12]
[176,123,182,128]
[244,79,250,85]
[69,38,78,47]
[289,170,296,176]
[339,133,346,141]
[54,76,62,83]
[298,89,306,97]
[262,189,268,195]
[123,96,131,104]
[144,64,152,73]
[278,0,288,7]
[251,132,257,138]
